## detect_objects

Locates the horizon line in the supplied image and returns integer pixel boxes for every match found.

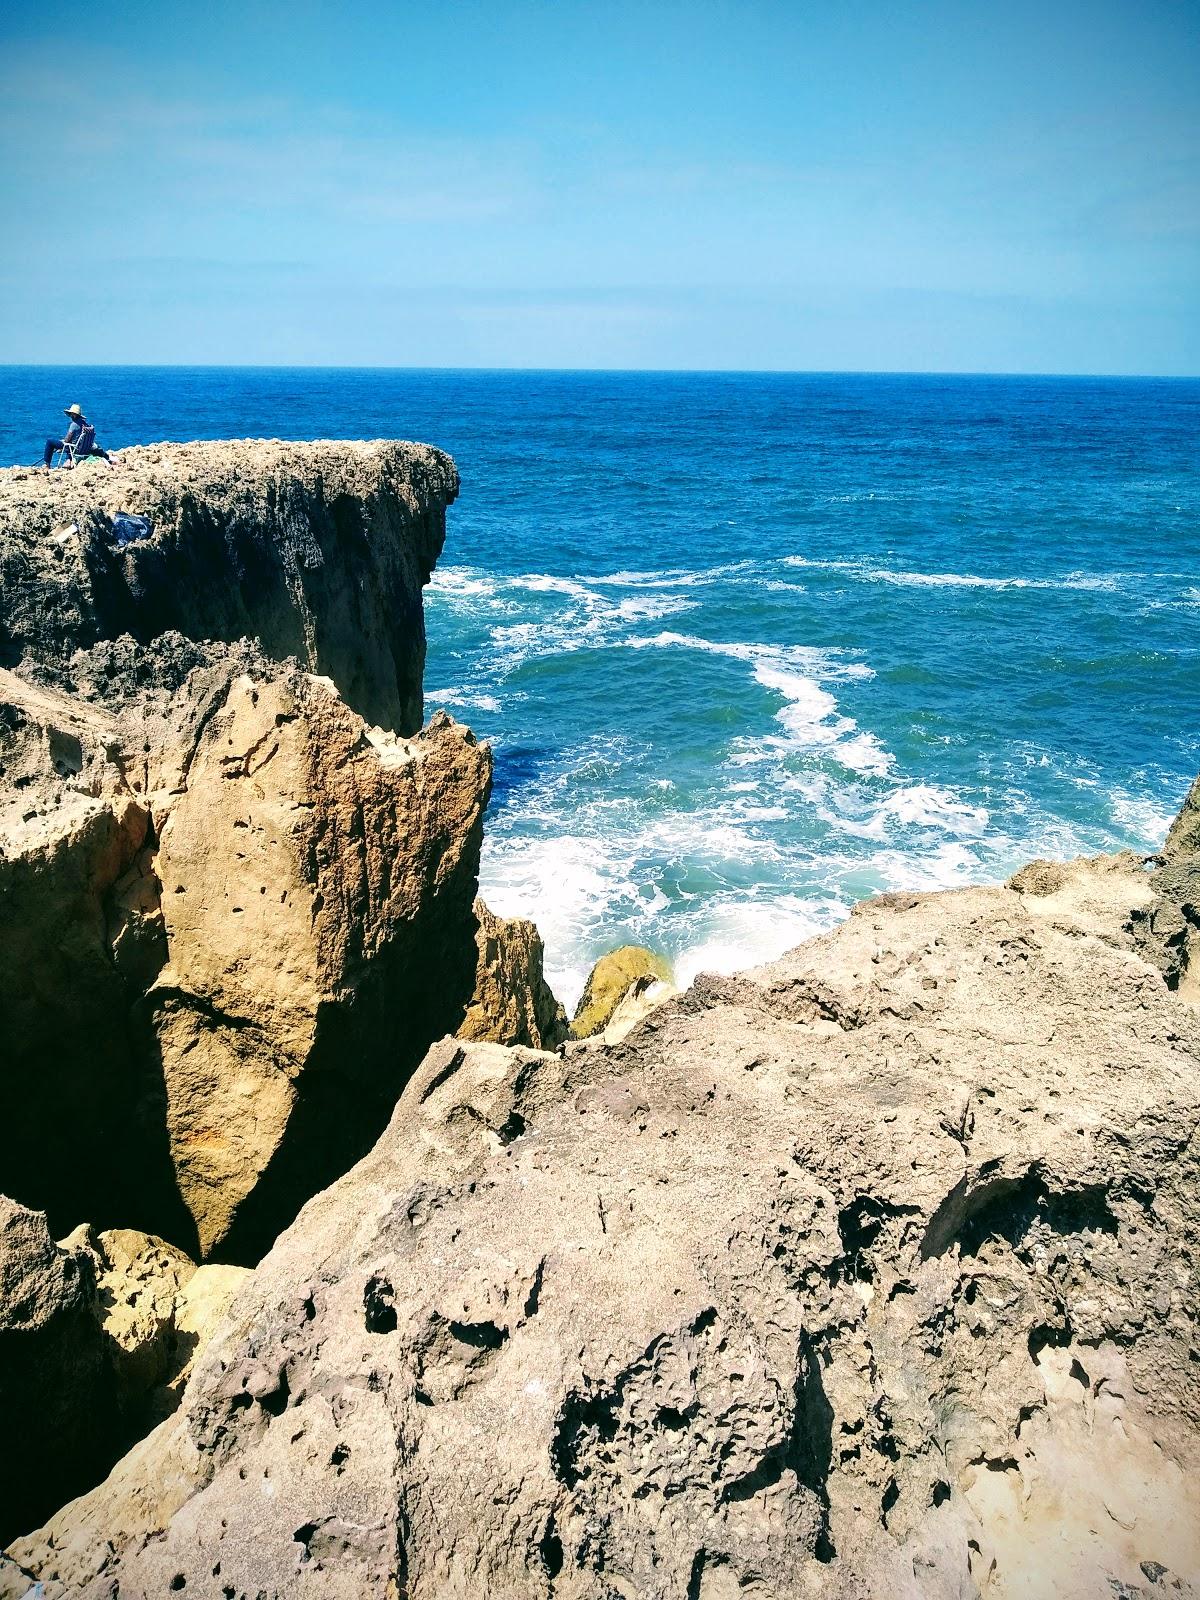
[1,363,1197,382]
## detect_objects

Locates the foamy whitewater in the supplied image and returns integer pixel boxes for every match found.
[4,367,1198,1008]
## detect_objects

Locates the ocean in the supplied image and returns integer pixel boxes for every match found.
[2,367,1197,1008]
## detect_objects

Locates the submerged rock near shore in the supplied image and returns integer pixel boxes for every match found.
[10,811,1199,1598]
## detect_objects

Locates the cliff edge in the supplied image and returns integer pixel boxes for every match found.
[0,443,488,1272]
[0,439,458,734]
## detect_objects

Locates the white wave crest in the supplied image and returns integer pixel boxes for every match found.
[781,557,1119,593]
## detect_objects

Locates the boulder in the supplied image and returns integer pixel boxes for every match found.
[12,830,1199,1596]
[458,899,570,1050]
[571,943,674,1038]
[64,1226,250,1423]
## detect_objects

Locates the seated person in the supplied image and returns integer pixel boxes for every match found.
[43,404,115,470]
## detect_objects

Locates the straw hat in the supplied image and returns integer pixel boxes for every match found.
[64,403,84,419]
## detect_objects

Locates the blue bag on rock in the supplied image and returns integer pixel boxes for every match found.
[110,512,153,545]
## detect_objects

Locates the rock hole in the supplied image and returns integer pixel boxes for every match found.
[1069,1357,1090,1388]
[259,1370,290,1417]
[496,1111,526,1145]
[931,1480,951,1506]
[523,1259,545,1318]
[364,1274,397,1334]
[169,1577,186,1591]
[330,1443,350,1473]
[449,1318,507,1350]
[881,1479,900,1526]
[539,1525,563,1580]
[1028,1322,1072,1361]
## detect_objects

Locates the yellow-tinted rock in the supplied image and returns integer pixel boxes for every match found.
[571,945,673,1039]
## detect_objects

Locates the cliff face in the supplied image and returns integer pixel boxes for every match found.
[0,439,458,735]
[12,831,1199,1599]
[0,444,489,1271]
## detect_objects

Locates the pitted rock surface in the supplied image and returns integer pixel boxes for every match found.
[11,845,1199,1598]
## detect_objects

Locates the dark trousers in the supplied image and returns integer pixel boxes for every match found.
[43,438,113,468]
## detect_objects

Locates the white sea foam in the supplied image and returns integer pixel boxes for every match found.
[781,556,1120,593]
[589,560,759,590]
[426,687,501,714]
[672,895,848,991]
[1107,789,1177,845]
[624,631,892,776]
[427,565,501,599]
[625,631,875,681]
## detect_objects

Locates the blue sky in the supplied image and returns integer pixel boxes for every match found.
[1,0,1196,372]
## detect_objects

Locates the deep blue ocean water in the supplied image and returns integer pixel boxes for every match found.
[3,367,1198,1006]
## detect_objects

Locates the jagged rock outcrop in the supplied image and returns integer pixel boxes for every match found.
[571,943,674,1038]
[67,1225,249,1420]
[0,1199,121,1546]
[0,1199,246,1546]
[0,444,491,1264]
[1,638,490,1263]
[12,810,1199,1597]
[459,899,570,1050]
[0,440,457,734]
[1126,778,1200,1007]
[1164,774,1200,862]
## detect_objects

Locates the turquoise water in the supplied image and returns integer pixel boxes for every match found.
[3,368,1198,1005]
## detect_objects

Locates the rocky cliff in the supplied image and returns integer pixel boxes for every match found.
[0,444,489,1272]
[9,822,1198,1598]
[0,440,457,734]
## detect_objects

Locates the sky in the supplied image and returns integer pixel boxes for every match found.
[0,0,1197,373]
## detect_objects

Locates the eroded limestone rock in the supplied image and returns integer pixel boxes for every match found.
[459,899,569,1051]
[0,1199,118,1546]
[0,642,491,1262]
[13,833,1199,1596]
[0,1203,248,1548]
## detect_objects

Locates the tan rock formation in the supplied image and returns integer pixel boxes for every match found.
[1163,773,1200,862]
[63,1225,249,1421]
[0,1202,248,1547]
[0,1200,120,1546]
[1,645,490,1263]
[13,809,1199,1596]
[571,942,674,1037]
[459,899,569,1050]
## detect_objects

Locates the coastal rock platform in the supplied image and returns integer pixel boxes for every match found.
[9,834,1199,1598]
